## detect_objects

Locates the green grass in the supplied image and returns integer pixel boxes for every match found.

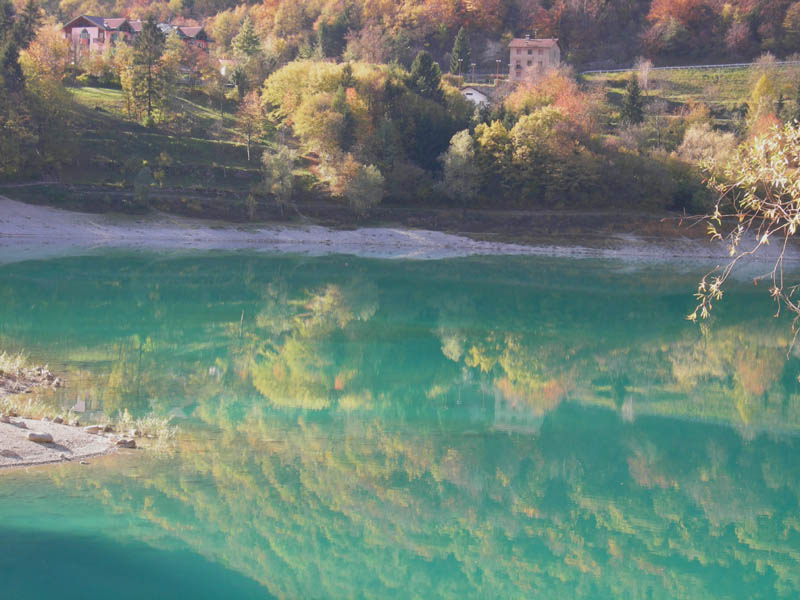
[586,64,800,110]
[65,86,263,192]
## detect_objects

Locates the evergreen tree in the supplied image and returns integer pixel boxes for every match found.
[449,27,470,75]
[621,75,644,125]
[317,14,348,58]
[0,0,23,92]
[132,17,166,124]
[408,51,442,102]
[14,0,41,47]
[231,16,260,59]
[332,85,356,150]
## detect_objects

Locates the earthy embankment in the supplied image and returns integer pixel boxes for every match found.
[0,195,784,264]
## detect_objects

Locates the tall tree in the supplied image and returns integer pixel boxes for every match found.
[0,0,23,92]
[449,27,470,75]
[621,75,644,125]
[236,90,263,161]
[408,51,442,102]
[132,18,166,124]
[231,15,260,59]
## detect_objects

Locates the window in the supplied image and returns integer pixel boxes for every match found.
[527,49,532,55]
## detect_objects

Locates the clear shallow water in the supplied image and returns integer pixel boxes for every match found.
[2,252,800,598]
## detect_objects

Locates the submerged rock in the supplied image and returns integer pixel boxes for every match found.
[28,431,53,444]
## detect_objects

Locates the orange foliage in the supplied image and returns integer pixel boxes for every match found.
[505,69,598,135]
[647,0,709,24]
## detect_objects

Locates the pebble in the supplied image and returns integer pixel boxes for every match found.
[28,431,54,444]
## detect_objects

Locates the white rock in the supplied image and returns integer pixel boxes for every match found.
[28,431,53,444]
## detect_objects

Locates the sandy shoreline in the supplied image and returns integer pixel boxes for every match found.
[4,196,796,264]
[0,416,119,470]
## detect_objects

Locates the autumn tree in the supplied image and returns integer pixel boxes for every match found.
[236,90,264,161]
[690,122,800,328]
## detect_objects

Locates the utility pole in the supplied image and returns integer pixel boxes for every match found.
[495,59,501,80]
[458,58,463,77]
[471,62,476,83]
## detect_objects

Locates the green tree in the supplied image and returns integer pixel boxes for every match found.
[132,18,166,124]
[621,75,644,125]
[449,27,470,75]
[408,51,442,102]
[440,129,478,203]
[231,16,261,59]
[343,162,384,213]
[317,14,348,59]
[262,144,296,211]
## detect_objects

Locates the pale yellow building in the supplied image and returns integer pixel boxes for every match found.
[509,36,560,82]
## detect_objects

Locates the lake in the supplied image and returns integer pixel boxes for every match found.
[2,251,800,599]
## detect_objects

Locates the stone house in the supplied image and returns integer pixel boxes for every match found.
[509,36,560,82]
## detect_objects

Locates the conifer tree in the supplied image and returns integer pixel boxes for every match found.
[232,16,260,59]
[449,27,470,75]
[621,75,644,125]
[132,17,166,124]
[409,51,442,102]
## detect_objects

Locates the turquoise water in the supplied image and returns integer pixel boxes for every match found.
[2,252,800,599]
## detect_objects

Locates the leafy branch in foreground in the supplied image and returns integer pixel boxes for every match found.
[690,122,800,326]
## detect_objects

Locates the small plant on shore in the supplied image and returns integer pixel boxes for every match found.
[115,408,177,452]
[0,351,28,374]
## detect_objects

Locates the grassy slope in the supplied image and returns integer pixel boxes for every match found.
[586,64,800,121]
[65,86,261,191]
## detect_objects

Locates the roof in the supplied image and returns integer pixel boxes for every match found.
[103,18,127,29]
[509,37,559,48]
[62,15,105,30]
[461,86,489,95]
[128,19,142,32]
[177,26,204,38]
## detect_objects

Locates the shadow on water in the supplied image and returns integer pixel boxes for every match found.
[0,527,272,600]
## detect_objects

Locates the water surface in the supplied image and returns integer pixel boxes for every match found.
[2,252,800,599]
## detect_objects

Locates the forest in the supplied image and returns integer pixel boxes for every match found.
[2,0,800,215]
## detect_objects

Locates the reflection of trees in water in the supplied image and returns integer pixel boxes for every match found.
[50,407,800,599]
